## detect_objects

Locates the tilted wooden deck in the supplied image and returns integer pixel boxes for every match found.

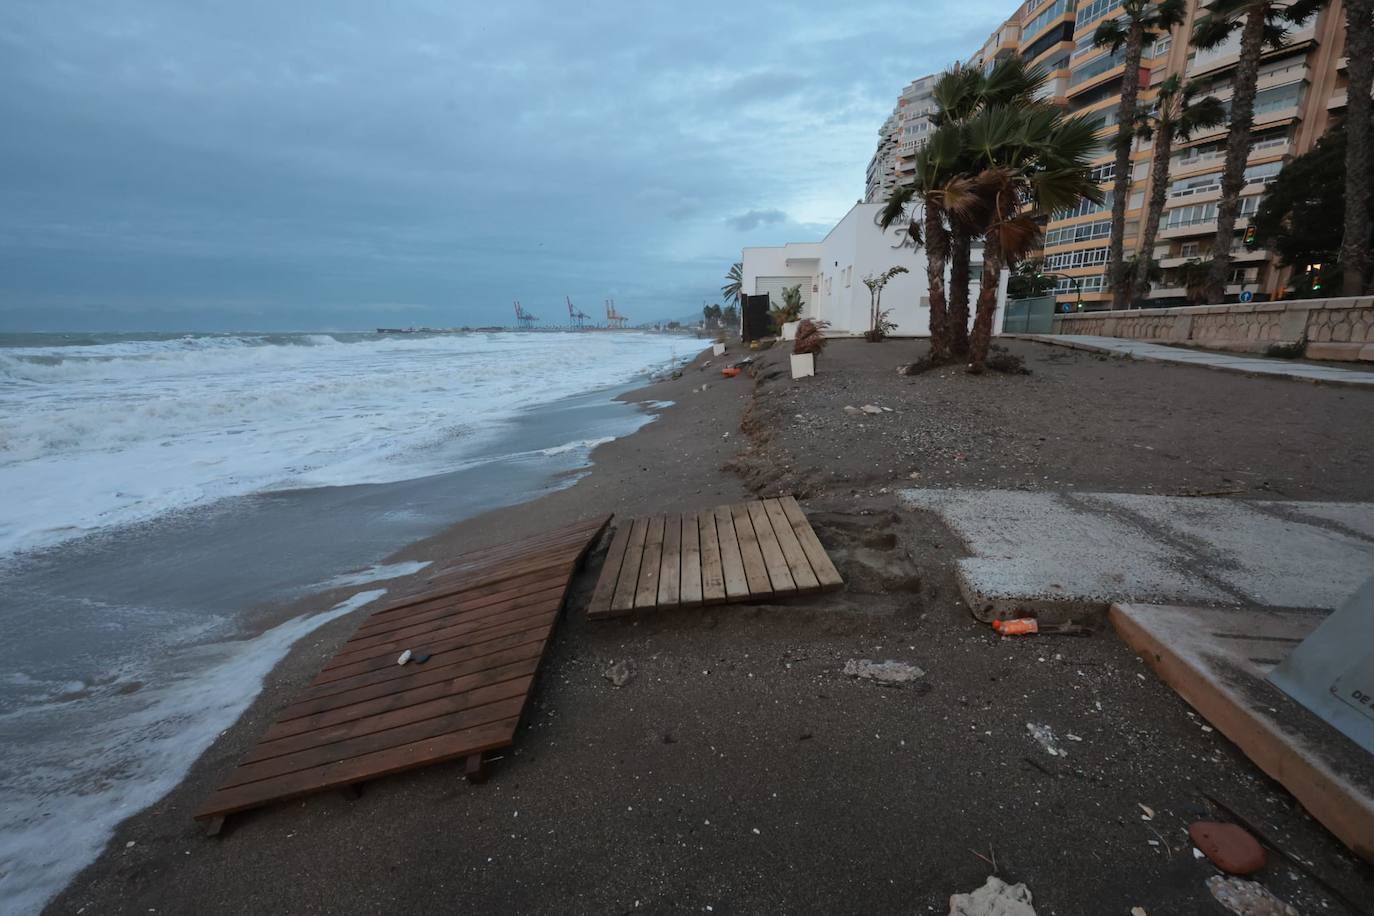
[194,515,611,830]
[587,497,842,618]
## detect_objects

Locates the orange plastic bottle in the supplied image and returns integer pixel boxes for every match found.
[992,618,1039,636]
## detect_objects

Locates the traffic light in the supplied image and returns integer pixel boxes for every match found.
[1309,262,1323,292]
[1243,225,1257,249]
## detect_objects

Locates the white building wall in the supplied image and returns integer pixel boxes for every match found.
[741,203,1007,339]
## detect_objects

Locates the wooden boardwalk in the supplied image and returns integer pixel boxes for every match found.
[587,497,841,618]
[194,515,611,831]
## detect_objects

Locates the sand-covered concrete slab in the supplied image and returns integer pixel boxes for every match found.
[1090,494,1374,609]
[901,489,1374,622]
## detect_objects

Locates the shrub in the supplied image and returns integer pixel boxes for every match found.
[793,319,828,356]
[769,285,804,332]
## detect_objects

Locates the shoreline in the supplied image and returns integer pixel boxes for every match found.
[45,338,1374,915]
[3,351,703,916]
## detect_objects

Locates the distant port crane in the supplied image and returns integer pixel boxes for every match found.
[514,301,539,330]
[567,297,591,329]
[605,298,628,329]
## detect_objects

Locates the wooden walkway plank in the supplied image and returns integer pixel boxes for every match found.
[195,515,610,825]
[730,503,773,597]
[714,505,750,600]
[779,496,843,588]
[657,514,682,607]
[610,517,649,613]
[586,522,634,616]
[680,512,703,607]
[698,511,726,603]
[763,498,820,593]
[633,515,666,609]
[747,500,797,595]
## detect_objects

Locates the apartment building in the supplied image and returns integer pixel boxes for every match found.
[869,0,1354,309]
[863,75,941,203]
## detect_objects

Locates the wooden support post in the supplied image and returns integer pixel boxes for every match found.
[203,815,226,838]
[464,753,487,785]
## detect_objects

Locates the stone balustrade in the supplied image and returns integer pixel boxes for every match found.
[1049,296,1374,362]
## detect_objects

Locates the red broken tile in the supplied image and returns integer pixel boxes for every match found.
[1189,821,1267,875]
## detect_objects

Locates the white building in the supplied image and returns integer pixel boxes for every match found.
[740,202,1008,338]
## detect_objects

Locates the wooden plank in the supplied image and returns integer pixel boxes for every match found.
[283,636,548,721]
[587,523,634,616]
[713,505,749,600]
[246,672,534,764]
[218,696,527,790]
[680,511,703,607]
[763,498,820,593]
[610,517,649,613]
[633,515,666,610]
[747,501,797,595]
[657,514,682,607]
[730,503,772,596]
[698,512,725,603]
[356,574,567,638]
[779,495,843,588]
[325,592,563,665]
[197,718,518,820]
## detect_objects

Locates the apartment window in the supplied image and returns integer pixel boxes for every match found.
[1044,217,1114,246]
[1180,242,1200,257]
[1054,273,1108,294]
[1053,190,1115,221]
[1150,35,1172,58]
[1165,201,1217,228]
[1076,0,1122,28]
[1243,160,1282,185]
[1044,245,1110,270]
[1023,0,1074,40]
[1253,82,1303,116]
[1169,175,1222,198]
[1070,47,1126,87]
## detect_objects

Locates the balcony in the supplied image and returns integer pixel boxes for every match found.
[1187,21,1318,78]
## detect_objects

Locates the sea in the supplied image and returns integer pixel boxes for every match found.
[0,329,690,914]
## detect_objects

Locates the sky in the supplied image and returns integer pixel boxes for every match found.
[0,0,1009,331]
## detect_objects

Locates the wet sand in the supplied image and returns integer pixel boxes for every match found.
[47,340,1374,915]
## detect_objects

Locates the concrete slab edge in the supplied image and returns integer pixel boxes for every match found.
[1110,602,1374,864]
[1007,335,1374,389]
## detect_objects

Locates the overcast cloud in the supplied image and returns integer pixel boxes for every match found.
[0,0,1007,330]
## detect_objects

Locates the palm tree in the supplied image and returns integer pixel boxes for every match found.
[963,105,1105,370]
[929,60,1046,356]
[1132,75,1227,302]
[1192,0,1327,303]
[1341,0,1373,295]
[1177,257,1214,303]
[721,262,743,307]
[1095,0,1187,310]
[879,125,979,364]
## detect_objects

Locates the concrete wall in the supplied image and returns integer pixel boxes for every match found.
[1049,296,1374,362]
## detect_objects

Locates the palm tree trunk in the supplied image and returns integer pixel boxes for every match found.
[924,204,951,362]
[1107,25,1147,310]
[1134,120,1176,303]
[968,232,1003,372]
[1341,0,1373,295]
[948,223,972,357]
[1204,6,1268,304]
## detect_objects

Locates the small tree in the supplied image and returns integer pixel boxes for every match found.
[793,319,829,356]
[721,303,739,327]
[769,284,804,332]
[862,266,909,341]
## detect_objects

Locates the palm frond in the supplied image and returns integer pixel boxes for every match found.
[878,184,917,230]
[1191,12,1239,49]
[1094,18,1128,53]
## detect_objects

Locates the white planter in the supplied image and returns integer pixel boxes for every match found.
[712,342,726,357]
[781,320,800,341]
[790,352,815,379]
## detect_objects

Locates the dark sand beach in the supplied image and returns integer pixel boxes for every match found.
[48,339,1374,915]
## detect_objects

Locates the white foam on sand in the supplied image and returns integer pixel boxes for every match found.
[0,588,386,916]
[0,331,687,557]
[316,560,432,589]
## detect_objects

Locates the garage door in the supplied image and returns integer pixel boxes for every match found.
[754,276,812,313]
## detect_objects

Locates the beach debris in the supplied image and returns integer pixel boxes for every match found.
[1138,803,1155,821]
[948,876,1037,916]
[1131,909,1147,916]
[844,405,864,416]
[1205,876,1299,916]
[1026,722,1067,757]
[860,404,884,415]
[1189,822,1266,875]
[603,659,636,688]
[842,659,925,686]
[721,367,740,378]
[396,649,412,666]
[413,652,431,664]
